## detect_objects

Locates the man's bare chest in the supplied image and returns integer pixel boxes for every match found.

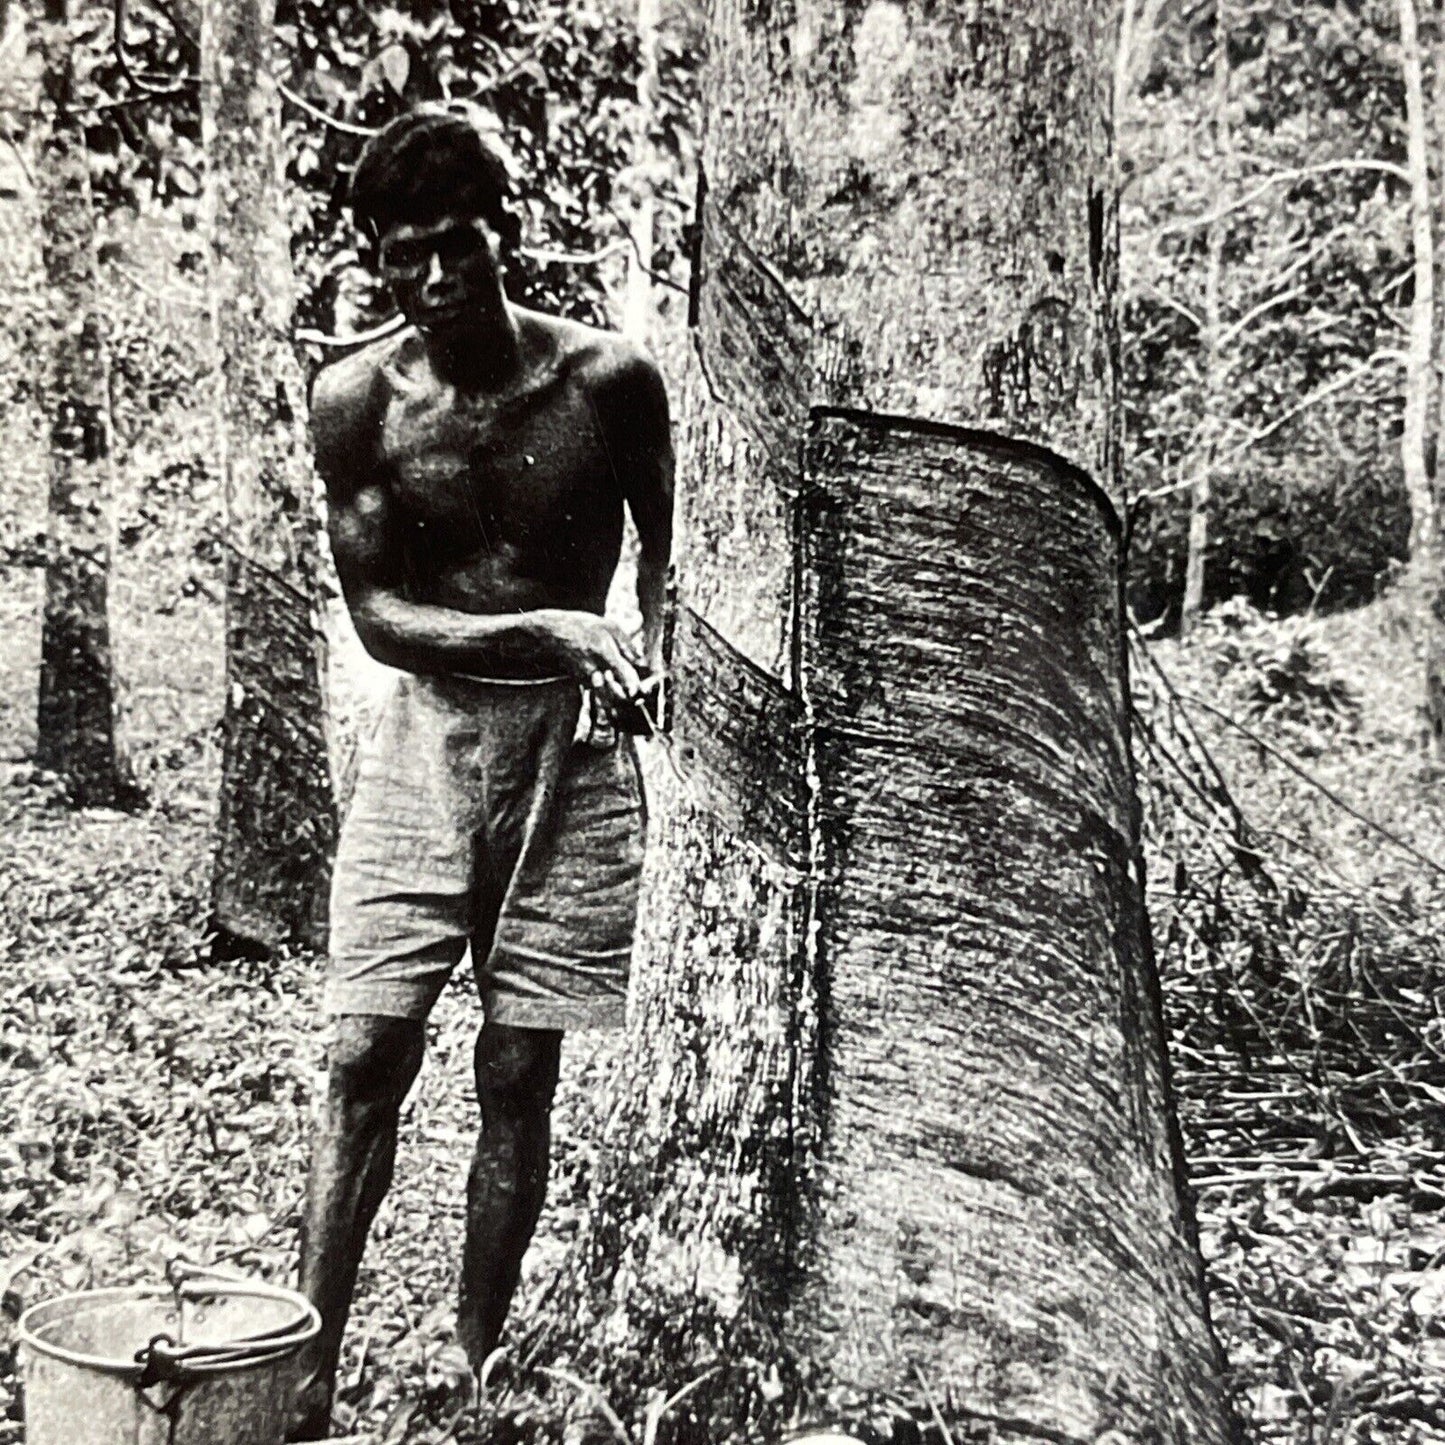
[379,371,617,539]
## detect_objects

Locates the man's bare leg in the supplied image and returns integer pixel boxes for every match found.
[291,1014,427,1440]
[456,1022,562,1371]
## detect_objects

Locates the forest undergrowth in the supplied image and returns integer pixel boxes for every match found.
[1140,584,1445,1443]
[2,581,1445,1444]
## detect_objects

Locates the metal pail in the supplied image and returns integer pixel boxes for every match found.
[16,1271,321,1445]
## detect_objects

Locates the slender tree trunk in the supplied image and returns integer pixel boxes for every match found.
[1115,0,1138,127]
[1434,0,1445,459]
[1422,0,1445,753]
[1114,0,1167,120]
[543,5,1232,1442]
[1180,1,1230,636]
[622,0,661,346]
[32,0,131,807]
[202,0,335,952]
[1401,0,1434,561]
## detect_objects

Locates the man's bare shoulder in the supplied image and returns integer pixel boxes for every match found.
[519,310,663,404]
[309,329,414,485]
[311,327,413,426]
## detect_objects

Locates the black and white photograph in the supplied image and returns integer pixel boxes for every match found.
[0,2,1443,1443]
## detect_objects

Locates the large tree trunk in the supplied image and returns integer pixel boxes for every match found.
[32,0,131,807]
[202,0,335,952]
[546,5,1232,1443]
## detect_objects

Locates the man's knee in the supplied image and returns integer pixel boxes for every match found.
[475,1024,561,1117]
[327,1014,426,1109]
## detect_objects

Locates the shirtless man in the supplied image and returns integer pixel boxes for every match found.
[290,106,673,1439]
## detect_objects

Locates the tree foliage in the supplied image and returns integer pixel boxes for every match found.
[23,0,699,333]
[277,0,699,335]
[1123,0,1412,622]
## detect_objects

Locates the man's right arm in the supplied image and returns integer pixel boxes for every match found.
[312,356,642,694]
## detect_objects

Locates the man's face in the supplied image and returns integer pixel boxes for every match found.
[376,213,506,333]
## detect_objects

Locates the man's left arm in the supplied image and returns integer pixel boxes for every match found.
[608,351,675,675]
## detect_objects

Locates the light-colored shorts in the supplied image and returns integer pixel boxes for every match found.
[326,673,645,1029]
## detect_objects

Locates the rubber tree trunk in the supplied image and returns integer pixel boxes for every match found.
[1179,0,1230,637]
[1422,0,1445,755]
[201,0,335,952]
[33,0,131,807]
[621,0,661,346]
[1113,0,1167,120]
[552,5,1233,1444]
[1399,0,1434,563]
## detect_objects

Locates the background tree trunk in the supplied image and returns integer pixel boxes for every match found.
[548,4,1233,1442]
[1180,0,1231,637]
[202,0,335,953]
[32,0,131,807]
[1399,0,1434,562]
[621,0,661,346]
[1422,0,1445,753]
[1113,0,1168,118]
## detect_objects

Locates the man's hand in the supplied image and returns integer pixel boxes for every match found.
[533,610,643,702]
[606,670,664,736]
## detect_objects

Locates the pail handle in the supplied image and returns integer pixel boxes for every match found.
[133,1268,322,1383]
[135,1331,312,1387]
[169,1262,322,1345]
[17,1273,321,1381]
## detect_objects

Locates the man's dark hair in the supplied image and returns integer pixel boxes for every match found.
[349,105,520,250]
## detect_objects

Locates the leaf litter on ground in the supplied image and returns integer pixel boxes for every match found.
[3,587,1445,1442]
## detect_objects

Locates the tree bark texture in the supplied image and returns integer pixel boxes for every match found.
[1179,1,1229,637]
[1399,0,1434,562]
[622,0,662,345]
[32,0,129,807]
[1422,0,1445,755]
[202,0,335,951]
[558,5,1232,1444]
[1113,0,1167,122]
